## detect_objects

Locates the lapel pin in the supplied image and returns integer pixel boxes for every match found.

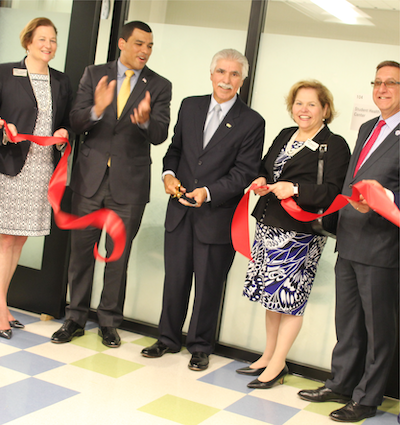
[142,78,147,83]
[395,130,400,136]
[226,123,232,128]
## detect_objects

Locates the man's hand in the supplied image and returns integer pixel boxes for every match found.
[349,179,391,213]
[179,187,207,208]
[131,91,151,125]
[164,174,185,197]
[93,76,116,118]
[252,177,269,196]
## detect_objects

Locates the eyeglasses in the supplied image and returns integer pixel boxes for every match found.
[371,80,400,88]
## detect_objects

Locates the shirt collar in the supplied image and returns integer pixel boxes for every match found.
[117,58,142,80]
[380,110,400,130]
[208,93,237,117]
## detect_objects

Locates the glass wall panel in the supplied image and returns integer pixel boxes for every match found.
[91,0,252,329]
[219,0,400,369]
[0,0,73,269]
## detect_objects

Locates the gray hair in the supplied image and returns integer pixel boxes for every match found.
[210,49,249,80]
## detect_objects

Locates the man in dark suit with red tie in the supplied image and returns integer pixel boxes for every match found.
[299,61,400,422]
[141,49,265,371]
[51,21,171,348]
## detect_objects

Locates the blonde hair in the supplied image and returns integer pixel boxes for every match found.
[286,80,336,124]
[20,17,57,50]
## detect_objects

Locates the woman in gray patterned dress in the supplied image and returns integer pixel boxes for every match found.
[0,18,72,339]
[236,81,350,389]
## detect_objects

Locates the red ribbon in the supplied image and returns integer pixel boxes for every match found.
[3,122,126,262]
[232,181,400,261]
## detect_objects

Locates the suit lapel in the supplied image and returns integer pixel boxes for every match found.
[355,122,400,179]
[15,58,37,108]
[194,96,211,156]
[49,68,60,132]
[104,61,118,119]
[348,118,378,177]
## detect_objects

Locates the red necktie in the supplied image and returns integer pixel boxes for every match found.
[353,120,386,176]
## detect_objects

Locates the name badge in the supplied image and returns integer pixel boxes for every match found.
[13,68,28,77]
[305,138,319,151]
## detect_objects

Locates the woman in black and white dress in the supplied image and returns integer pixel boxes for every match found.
[0,17,72,338]
[237,80,350,388]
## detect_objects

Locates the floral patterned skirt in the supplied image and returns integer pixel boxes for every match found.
[243,222,327,316]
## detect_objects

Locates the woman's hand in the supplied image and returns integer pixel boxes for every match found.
[267,181,295,200]
[0,119,18,144]
[53,128,68,150]
[252,177,269,196]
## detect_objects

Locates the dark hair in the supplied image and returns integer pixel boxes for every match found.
[120,21,152,41]
[20,17,57,50]
[286,80,336,124]
[376,60,400,71]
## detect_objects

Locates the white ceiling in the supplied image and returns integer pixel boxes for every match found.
[267,0,399,45]
[348,0,400,10]
[276,0,400,11]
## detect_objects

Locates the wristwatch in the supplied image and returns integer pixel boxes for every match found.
[293,183,299,196]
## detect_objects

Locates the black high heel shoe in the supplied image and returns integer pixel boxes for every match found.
[0,329,12,339]
[236,366,266,376]
[247,365,289,389]
[9,320,25,329]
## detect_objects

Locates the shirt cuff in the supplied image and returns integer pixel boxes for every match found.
[384,188,395,202]
[138,120,150,130]
[162,170,176,181]
[204,186,211,202]
[90,107,103,121]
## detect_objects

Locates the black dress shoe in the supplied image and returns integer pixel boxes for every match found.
[99,327,121,348]
[329,400,377,422]
[51,319,84,343]
[0,329,12,339]
[141,340,178,358]
[236,366,266,376]
[189,352,209,371]
[9,320,25,329]
[298,386,351,404]
[247,365,288,389]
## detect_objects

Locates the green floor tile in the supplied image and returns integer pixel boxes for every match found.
[379,397,400,414]
[138,394,220,425]
[70,331,121,352]
[285,374,325,390]
[71,353,144,378]
[131,336,157,347]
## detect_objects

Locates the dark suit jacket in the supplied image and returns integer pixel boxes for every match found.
[252,125,351,234]
[69,61,172,205]
[336,117,400,268]
[0,58,72,176]
[163,95,265,245]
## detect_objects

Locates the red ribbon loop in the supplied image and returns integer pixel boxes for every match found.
[3,122,126,262]
[232,181,400,261]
